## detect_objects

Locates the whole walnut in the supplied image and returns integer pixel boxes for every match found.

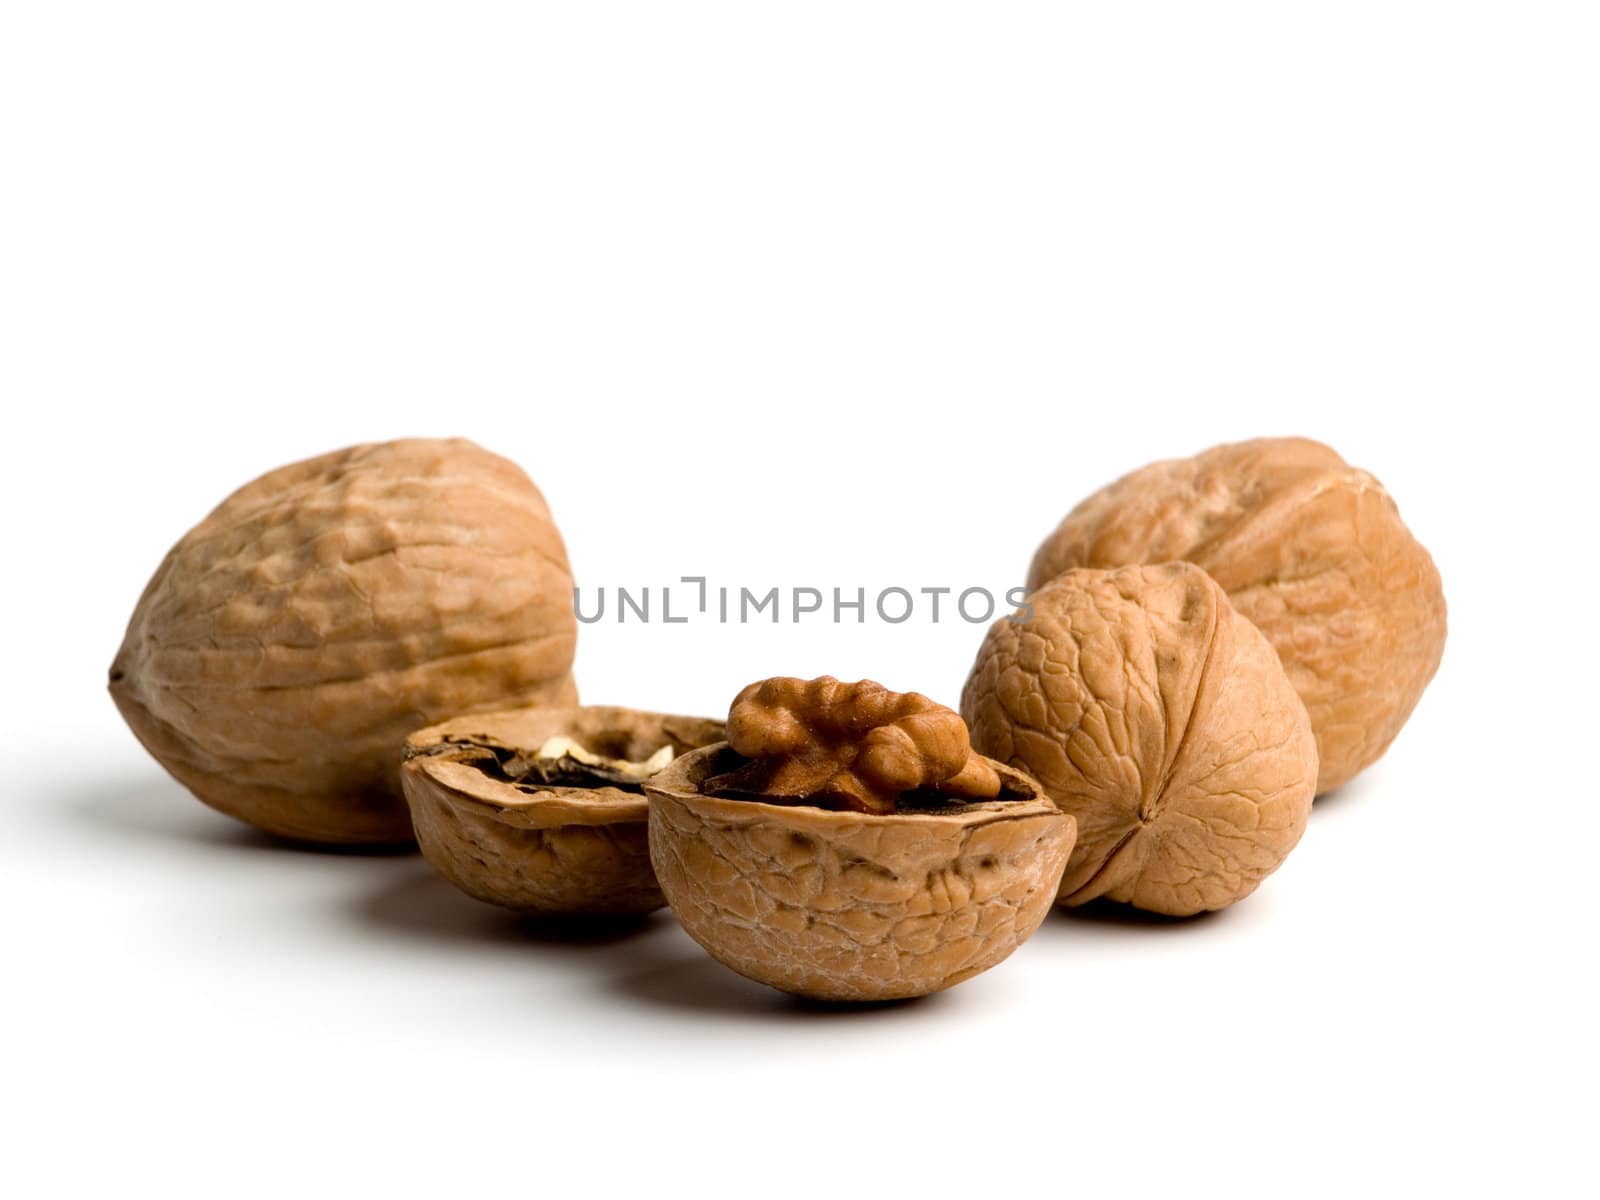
[1027,437,1446,794]
[109,438,578,844]
[961,563,1316,916]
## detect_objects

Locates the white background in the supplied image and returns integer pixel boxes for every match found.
[2,3,1596,1197]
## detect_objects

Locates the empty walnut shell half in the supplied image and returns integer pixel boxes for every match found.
[646,745,1075,1002]
[402,706,725,916]
[1027,437,1446,794]
[963,563,1317,916]
[108,438,578,845]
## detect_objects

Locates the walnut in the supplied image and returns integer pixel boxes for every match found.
[1027,437,1445,794]
[712,676,1001,814]
[645,677,1075,1002]
[402,706,724,915]
[961,562,1317,916]
[108,438,577,844]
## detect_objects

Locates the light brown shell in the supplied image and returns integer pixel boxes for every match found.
[646,745,1076,1002]
[1026,437,1445,794]
[402,706,725,915]
[109,438,578,845]
[962,562,1317,917]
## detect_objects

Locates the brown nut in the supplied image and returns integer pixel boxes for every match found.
[109,438,578,845]
[402,706,725,915]
[646,678,1075,1002]
[961,563,1316,917]
[1027,437,1445,794]
[715,675,1001,814]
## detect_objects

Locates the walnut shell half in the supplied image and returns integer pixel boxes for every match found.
[1027,437,1445,794]
[646,745,1075,1002]
[402,706,725,915]
[109,438,578,845]
[962,562,1317,916]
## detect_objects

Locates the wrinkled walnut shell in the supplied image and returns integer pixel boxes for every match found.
[109,438,578,845]
[646,745,1075,1002]
[962,562,1317,916]
[403,706,725,915]
[1027,437,1446,794]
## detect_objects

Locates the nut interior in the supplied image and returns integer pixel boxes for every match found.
[670,743,1046,820]
[405,706,726,823]
[715,676,1012,814]
[422,735,671,796]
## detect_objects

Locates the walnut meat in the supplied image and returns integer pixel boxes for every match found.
[402,707,725,915]
[717,676,1001,814]
[109,438,578,845]
[961,563,1316,916]
[1027,437,1446,794]
[646,678,1075,1002]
